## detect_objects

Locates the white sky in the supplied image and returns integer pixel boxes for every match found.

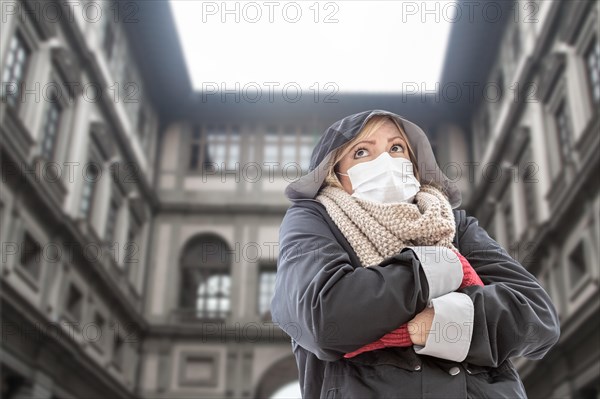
[170,0,457,93]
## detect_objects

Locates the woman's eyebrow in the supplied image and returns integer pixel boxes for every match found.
[351,136,406,150]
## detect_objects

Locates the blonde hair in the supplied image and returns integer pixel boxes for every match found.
[321,115,421,191]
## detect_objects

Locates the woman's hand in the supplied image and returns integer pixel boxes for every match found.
[407,305,435,346]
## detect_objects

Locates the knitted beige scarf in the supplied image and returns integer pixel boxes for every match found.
[315,184,457,267]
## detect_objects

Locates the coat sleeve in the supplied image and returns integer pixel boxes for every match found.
[456,210,561,367]
[270,202,461,362]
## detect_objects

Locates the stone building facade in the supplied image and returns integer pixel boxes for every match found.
[454,1,599,397]
[1,1,598,398]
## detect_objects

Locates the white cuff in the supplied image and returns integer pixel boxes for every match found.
[413,292,474,362]
[406,246,463,301]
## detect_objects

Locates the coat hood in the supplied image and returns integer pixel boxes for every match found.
[284,109,462,209]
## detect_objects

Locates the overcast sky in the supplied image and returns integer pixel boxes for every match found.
[170,0,456,94]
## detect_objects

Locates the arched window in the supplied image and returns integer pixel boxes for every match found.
[179,234,232,320]
[255,356,300,399]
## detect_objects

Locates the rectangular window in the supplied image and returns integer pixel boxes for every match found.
[553,100,573,164]
[94,312,106,350]
[196,272,231,319]
[113,334,124,369]
[40,94,63,161]
[257,266,277,318]
[568,240,586,289]
[124,227,136,268]
[65,284,83,322]
[189,125,202,170]
[585,36,599,105]
[189,124,242,172]
[105,197,120,243]
[182,355,217,386]
[228,125,241,171]
[299,127,315,171]
[124,213,140,272]
[189,146,200,170]
[247,134,256,165]
[263,125,280,165]
[80,160,100,220]
[503,194,514,246]
[206,124,226,169]
[2,30,31,110]
[20,232,42,281]
[282,126,298,168]
[522,163,538,224]
[123,64,140,129]
[262,125,313,170]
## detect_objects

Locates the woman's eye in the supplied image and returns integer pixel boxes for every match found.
[354,147,369,158]
[390,143,404,152]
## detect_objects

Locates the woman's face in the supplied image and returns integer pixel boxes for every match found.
[336,120,411,194]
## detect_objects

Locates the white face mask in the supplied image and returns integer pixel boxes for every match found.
[337,152,421,204]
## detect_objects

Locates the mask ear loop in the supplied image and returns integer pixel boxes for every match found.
[336,172,349,176]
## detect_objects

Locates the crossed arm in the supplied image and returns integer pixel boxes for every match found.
[271,204,560,367]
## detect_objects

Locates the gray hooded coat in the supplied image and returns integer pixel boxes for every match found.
[271,110,560,398]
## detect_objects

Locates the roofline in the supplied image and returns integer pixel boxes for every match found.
[439,0,512,121]
[123,0,193,118]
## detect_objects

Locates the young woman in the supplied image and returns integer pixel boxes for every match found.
[271,109,560,398]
